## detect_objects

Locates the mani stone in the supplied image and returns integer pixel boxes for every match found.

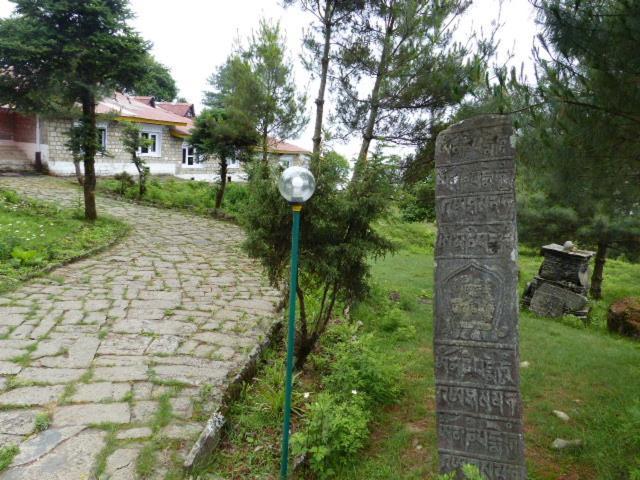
[433,114,526,479]
[523,243,595,318]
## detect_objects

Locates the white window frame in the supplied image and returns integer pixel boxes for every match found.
[182,143,198,166]
[72,121,108,155]
[279,155,292,169]
[97,125,107,152]
[138,126,162,158]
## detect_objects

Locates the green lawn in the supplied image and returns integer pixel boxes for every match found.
[196,218,640,480]
[0,188,129,293]
[98,175,247,219]
[335,220,640,480]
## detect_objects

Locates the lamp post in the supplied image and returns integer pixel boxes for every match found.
[277,165,316,480]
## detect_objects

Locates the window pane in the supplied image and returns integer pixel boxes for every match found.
[97,128,106,149]
[140,133,148,154]
[150,134,157,153]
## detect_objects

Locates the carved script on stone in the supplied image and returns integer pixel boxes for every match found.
[434,115,526,478]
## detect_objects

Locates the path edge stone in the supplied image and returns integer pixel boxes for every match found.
[183,316,283,471]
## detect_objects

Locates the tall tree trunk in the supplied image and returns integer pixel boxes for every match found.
[261,127,269,165]
[355,18,395,172]
[81,91,98,221]
[258,128,270,180]
[73,159,84,186]
[215,158,228,210]
[134,159,146,198]
[312,5,333,157]
[590,240,608,299]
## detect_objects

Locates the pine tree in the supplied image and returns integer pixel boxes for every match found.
[521,0,640,298]
[244,19,308,165]
[0,0,149,220]
[190,107,258,210]
[283,0,362,156]
[204,20,307,170]
[333,0,491,173]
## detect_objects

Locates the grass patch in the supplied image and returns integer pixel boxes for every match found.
[9,352,31,368]
[93,424,119,479]
[98,175,248,219]
[34,411,51,432]
[60,382,77,404]
[79,368,94,384]
[136,392,178,478]
[136,439,159,478]
[153,393,174,433]
[0,188,129,293]
[0,444,18,472]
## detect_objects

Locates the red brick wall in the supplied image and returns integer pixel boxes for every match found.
[0,110,14,141]
[0,111,37,143]
[13,113,36,143]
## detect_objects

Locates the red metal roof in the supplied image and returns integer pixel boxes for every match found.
[156,102,195,118]
[132,96,155,106]
[267,139,311,155]
[171,118,194,138]
[96,93,188,126]
[97,93,309,153]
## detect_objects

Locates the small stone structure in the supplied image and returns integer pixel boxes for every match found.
[522,242,595,318]
[433,114,526,479]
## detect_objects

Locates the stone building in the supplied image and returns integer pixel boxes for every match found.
[0,92,310,180]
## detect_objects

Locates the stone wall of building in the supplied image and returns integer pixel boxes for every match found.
[44,118,74,164]
[44,118,185,176]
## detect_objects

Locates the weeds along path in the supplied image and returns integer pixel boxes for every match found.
[0,175,281,479]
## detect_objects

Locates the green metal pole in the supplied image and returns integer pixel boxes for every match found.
[280,205,302,480]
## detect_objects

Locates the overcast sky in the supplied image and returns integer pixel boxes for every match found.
[0,0,539,157]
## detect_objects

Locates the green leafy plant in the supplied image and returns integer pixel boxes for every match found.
[220,182,249,217]
[398,177,436,223]
[0,235,19,261]
[1,190,20,204]
[11,247,44,266]
[323,334,401,408]
[435,464,486,480]
[0,444,18,472]
[34,412,51,432]
[113,172,135,195]
[291,393,370,479]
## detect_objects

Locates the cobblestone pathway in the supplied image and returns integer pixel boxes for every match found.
[0,176,281,479]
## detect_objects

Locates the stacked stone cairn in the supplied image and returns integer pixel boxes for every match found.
[522,241,595,318]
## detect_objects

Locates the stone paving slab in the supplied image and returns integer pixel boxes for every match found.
[0,176,281,479]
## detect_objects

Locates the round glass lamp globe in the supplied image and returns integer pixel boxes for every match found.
[278,166,316,204]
